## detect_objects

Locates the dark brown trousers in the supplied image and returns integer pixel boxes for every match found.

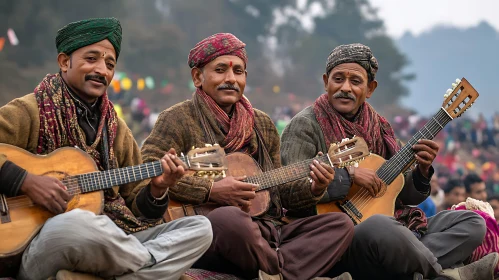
[194,206,354,280]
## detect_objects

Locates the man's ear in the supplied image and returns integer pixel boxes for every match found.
[322,73,329,91]
[57,53,71,72]
[366,80,378,99]
[191,67,204,88]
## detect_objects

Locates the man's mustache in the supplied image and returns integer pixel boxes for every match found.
[85,74,107,86]
[332,91,356,101]
[217,84,240,92]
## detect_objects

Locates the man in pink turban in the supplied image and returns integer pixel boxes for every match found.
[142,33,353,280]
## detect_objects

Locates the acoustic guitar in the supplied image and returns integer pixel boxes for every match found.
[165,136,369,221]
[0,143,226,277]
[316,78,479,224]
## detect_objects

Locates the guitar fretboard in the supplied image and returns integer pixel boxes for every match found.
[64,156,188,195]
[244,155,331,191]
[376,108,452,185]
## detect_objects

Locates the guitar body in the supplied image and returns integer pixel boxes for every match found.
[165,152,270,222]
[0,144,103,276]
[316,154,404,224]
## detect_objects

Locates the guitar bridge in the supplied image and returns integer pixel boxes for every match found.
[337,200,362,225]
[0,194,11,224]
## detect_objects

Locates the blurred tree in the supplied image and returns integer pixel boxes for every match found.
[273,0,414,110]
[0,0,411,114]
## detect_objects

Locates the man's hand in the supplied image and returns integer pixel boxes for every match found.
[209,176,257,212]
[353,167,384,197]
[310,158,335,196]
[150,148,186,198]
[412,139,439,178]
[20,173,70,214]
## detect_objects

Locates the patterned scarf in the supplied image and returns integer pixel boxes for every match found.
[314,93,398,158]
[35,73,160,234]
[35,73,118,166]
[196,88,255,154]
[314,93,428,236]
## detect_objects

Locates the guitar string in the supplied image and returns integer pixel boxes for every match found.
[6,146,359,208]
[249,156,330,190]
[5,152,232,209]
[7,154,346,207]
[347,111,449,211]
[7,152,224,208]
[6,157,233,208]
[347,111,450,213]
[6,164,163,208]
[349,116,446,210]
[353,111,450,211]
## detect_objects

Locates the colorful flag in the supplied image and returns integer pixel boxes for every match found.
[7,29,19,46]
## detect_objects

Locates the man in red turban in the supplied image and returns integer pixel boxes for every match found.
[141,33,354,280]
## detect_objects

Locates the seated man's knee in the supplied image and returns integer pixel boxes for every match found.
[44,209,99,230]
[207,206,259,242]
[25,210,106,263]
[191,215,213,248]
[356,214,398,244]
[461,211,486,245]
[322,213,354,236]
[207,206,249,227]
[41,209,109,246]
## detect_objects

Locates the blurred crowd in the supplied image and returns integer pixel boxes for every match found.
[393,113,499,223]
[110,91,161,146]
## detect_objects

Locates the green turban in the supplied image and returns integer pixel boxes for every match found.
[56,17,122,60]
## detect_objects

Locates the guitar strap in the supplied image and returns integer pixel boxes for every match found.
[253,127,273,171]
[101,126,111,171]
[101,125,116,197]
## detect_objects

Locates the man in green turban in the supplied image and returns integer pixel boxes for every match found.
[0,18,212,280]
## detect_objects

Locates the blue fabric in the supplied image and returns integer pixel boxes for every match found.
[418,197,436,218]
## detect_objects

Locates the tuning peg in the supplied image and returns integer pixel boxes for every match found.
[455,78,461,84]
[181,152,184,157]
[451,83,458,89]
[205,144,213,147]
[214,143,220,146]
[444,89,452,99]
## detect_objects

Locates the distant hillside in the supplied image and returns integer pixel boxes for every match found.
[397,21,499,119]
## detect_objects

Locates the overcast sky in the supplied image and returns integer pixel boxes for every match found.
[368,0,499,38]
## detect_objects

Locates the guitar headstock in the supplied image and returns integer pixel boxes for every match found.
[327,136,370,168]
[185,144,227,172]
[442,78,479,119]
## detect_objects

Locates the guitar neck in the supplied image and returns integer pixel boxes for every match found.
[64,156,188,195]
[244,155,331,191]
[376,108,452,185]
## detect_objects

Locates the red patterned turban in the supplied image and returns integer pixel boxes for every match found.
[188,33,248,69]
